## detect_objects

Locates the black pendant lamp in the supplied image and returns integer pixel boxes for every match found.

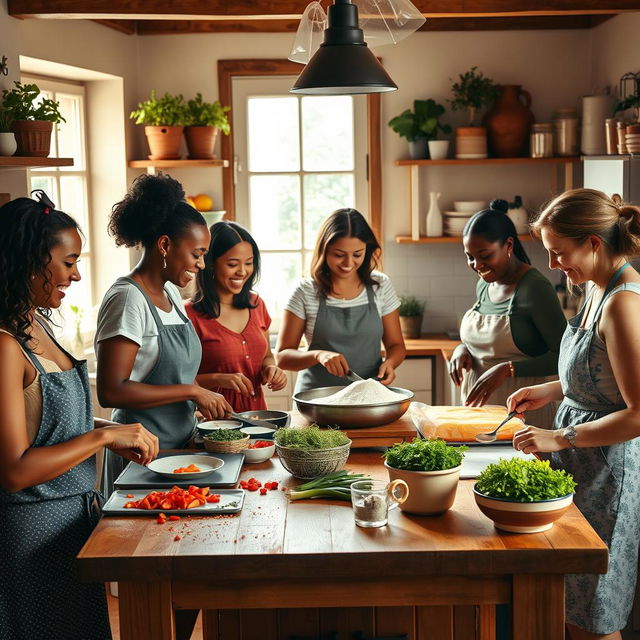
[290,0,398,95]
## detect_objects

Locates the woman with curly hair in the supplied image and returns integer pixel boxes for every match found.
[0,192,158,640]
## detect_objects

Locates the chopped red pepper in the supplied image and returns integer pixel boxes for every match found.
[206,494,221,503]
[168,515,181,521]
[174,535,181,541]
[259,487,268,495]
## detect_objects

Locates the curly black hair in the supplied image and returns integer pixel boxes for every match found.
[0,197,80,347]
[108,172,206,249]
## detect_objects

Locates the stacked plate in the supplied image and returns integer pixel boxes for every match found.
[443,211,472,236]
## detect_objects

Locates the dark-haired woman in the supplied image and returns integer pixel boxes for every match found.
[95,174,233,493]
[449,201,566,427]
[0,194,158,640]
[276,208,406,392]
[185,221,287,412]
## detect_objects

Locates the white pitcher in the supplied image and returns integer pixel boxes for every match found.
[425,191,443,237]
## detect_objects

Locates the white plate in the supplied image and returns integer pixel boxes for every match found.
[197,419,243,433]
[453,200,486,213]
[444,210,473,218]
[146,454,225,480]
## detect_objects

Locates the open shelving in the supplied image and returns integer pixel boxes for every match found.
[128,158,229,174]
[0,157,74,168]
[395,233,534,244]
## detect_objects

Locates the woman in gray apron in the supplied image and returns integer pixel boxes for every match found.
[510,189,640,639]
[96,174,233,493]
[0,194,157,640]
[276,208,405,392]
[449,202,566,427]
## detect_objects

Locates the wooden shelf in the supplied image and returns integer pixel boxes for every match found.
[396,234,535,244]
[0,157,74,168]
[394,156,580,167]
[128,158,229,169]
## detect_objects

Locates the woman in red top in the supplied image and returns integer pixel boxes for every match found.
[185,221,287,411]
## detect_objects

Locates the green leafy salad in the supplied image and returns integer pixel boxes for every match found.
[274,426,350,450]
[475,458,577,502]
[384,438,467,472]
[203,429,245,442]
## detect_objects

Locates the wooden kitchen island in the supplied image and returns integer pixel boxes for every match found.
[79,451,608,640]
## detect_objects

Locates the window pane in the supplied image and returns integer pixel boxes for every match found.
[29,175,59,204]
[249,174,301,250]
[256,252,302,320]
[60,257,91,323]
[59,175,89,248]
[30,90,57,166]
[55,93,84,171]
[248,97,299,172]
[302,96,354,171]
[303,173,355,249]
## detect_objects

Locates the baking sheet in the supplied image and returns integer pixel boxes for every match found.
[102,488,244,516]
[114,452,244,489]
[460,446,535,479]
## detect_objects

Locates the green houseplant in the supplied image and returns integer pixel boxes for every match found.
[398,295,424,339]
[0,107,16,156]
[384,438,467,515]
[184,93,231,160]
[449,67,499,160]
[1,81,66,157]
[130,90,188,160]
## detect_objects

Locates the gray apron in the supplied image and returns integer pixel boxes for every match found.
[295,285,383,393]
[0,325,111,640]
[552,263,640,634]
[104,277,202,495]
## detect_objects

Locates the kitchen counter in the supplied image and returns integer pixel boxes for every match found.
[401,333,461,361]
[79,450,607,640]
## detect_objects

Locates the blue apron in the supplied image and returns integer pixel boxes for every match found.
[0,326,111,640]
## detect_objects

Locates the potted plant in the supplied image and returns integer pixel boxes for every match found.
[389,99,451,160]
[398,295,424,339]
[613,94,640,122]
[0,107,16,156]
[449,67,499,159]
[130,91,188,160]
[1,81,66,157]
[383,438,467,515]
[473,458,577,533]
[184,93,230,160]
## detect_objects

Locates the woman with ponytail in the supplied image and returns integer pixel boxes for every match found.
[449,199,566,427]
[508,189,640,640]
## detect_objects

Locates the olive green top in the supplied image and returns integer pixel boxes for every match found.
[475,268,566,377]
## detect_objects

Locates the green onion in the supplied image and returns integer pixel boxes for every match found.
[287,471,372,501]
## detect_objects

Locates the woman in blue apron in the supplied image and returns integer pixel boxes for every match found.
[0,194,158,640]
[95,174,233,494]
[509,189,640,640]
[276,208,406,392]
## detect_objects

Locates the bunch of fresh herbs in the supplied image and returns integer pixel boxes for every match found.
[287,471,371,501]
[275,426,350,450]
[384,438,466,472]
[203,429,245,442]
[475,458,577,502]
[186,93,231,133]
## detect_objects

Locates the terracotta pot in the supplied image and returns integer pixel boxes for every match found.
[483,85,535,158]
[144,125,183,160]
[455,126,487,159]
[184,125,219,159]
[11,120,53,157]
[399,315,422,339]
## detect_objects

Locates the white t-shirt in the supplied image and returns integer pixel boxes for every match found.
[285,271,400,345]
[95,280,187,382]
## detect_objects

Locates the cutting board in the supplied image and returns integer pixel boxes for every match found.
[102,488,244,516]
[114,452,244,489]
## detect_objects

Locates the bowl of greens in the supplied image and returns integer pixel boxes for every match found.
[203,428,250,454]
[274,426,352,479]
[383,438,467,515]
[473,458,577,533]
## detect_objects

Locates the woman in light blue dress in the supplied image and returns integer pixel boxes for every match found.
[509,188,640,640]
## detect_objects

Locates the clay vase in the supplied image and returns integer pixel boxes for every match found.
[483,85,535,158]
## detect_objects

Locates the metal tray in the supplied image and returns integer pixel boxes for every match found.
[114,452,244,489]
[102,488,244,516]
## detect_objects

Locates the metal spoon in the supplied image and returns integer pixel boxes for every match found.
[230,412,276,430]
[475,410,517,443]
[345,370,382,383]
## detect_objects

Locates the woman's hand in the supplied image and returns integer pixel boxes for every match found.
[261,365,287,391]
[216,373,255,397]
[193,387,233,421]
[448,346,472,386]
[376,360,396,386]
[102,422,159,466]
[315,350,350,378]
[507,385,554,419]
[464,362,512,407]
[513,425,568,454]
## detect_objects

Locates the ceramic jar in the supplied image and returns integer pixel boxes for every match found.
[554,108,579,156]
[483,85,535,158]
[425,191,443,237]
[455,127,487,159]
[507,196,529,234]
[0,132,17,156]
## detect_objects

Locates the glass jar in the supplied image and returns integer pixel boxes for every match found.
[554,108,579,156]
[530,123,554,158]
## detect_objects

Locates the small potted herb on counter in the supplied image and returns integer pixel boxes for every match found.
[203,428,250,453]
[473,458,577,533]
[384,438,467,515]
[398,295,424,340]
[184,93,230,160]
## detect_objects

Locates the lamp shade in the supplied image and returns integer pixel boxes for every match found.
[290,0,397,95]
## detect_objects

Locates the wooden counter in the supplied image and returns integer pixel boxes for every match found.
[79,451,608,640]
[401,333,461,361]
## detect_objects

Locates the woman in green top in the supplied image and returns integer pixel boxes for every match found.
[449,200,566,427]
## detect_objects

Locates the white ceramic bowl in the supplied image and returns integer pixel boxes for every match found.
[453,201,487,213]
[146,454,224,480]
[240,425,276,439]
[197,419,243,436]
[444,210,473,219]
[243,441,276,463]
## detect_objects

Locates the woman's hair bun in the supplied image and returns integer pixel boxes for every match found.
[489,199,509,213]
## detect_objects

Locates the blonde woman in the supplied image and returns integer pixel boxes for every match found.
[508,189,640,640]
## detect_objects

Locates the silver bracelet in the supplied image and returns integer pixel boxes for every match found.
[561,425,578,448]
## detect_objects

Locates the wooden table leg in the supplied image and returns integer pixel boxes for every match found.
[119,582,176,640]
[512,574,564,640]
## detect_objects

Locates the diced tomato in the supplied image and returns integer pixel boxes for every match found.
[259,487,268,495]
[168,515,180,521]
[207,494,221,503]
[174,535,181,541]
[126,494,134,498]
[269,481,279,490]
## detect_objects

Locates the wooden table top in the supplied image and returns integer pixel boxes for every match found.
[401,333,461,361]
[78,451,608,584]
